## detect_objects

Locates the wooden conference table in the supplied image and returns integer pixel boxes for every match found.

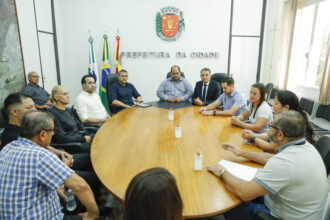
[91,102,264,218]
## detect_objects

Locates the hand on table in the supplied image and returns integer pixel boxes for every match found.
[167,97,177,102]
[194,98,204,106]
[230,116,241,126]
[206,164,226,177]
[201,110,213,116]
[175,97,183,102]
[221,143,243,157]
[242,129,255,140]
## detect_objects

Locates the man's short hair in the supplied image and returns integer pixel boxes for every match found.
[81,74,95,85]
[221,77,234,86]
[1,93,29,121]
[275,110,306,138]
[200,68,211,74]
[27,71,38,77]
[20,110,54,139]
[119,69,128,75]
[171,65,181,73]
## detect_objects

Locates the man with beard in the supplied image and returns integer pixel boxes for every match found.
[207,111,328,220]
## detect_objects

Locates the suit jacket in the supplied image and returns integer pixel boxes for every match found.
[192,80,221,105]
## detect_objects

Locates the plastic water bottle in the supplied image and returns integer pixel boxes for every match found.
[65,189,76,211]
[175,122,182,139]
[168,108,174,120]
[194,148,203,171]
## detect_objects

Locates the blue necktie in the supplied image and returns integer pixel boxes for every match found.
[201,84,207,102]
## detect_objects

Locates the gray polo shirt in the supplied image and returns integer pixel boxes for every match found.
[21,84,50,106]
[254,138,329,220]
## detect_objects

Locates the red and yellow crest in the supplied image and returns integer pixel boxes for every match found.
[156,7,185,41]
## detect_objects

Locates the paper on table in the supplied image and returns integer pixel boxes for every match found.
[219,160,258,182]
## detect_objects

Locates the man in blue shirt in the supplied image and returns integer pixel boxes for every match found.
[0,111,99,219]
[108,69,142,113]
[157,65,193,102]
[199,77,247,116]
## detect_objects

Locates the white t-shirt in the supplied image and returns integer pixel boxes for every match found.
[74,91,108,122]
[247,101,273,133]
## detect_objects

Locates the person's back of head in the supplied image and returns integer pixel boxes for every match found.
[124,167,183,220]
[275,110,306,140]
[20,110,54,140]
[277,90,314,143]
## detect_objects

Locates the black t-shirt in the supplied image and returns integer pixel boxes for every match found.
[0,124,20,150]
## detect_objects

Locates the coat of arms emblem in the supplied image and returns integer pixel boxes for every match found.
[156,7,185,41]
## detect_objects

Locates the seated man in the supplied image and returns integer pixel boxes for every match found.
[191,68,221,106]
[21,71,52,110]
[207,111,329,220]
[75,75,110,124]
[0,93,100,197]
[108,69,142,113]
[157,65,193,102]
[199,77,247,116]
[0,111,99,219]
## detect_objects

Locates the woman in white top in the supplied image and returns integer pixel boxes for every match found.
[231,83,273,133]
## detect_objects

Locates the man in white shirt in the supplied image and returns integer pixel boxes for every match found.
[207,110,329,220]
[74,75,110,124]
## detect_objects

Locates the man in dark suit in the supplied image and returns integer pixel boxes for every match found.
[191,68,221,106]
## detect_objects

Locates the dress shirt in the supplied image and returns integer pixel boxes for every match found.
[108,82,141,113]
[21,83,50,106]
[0,138,74,219]
[201,82,209,102]
[218,89,247,116]
[74,91,108,122]
[157,77,193,101]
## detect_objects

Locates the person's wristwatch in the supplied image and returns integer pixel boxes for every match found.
[213,110,216,116]
[251,136,256,143]
[218,169,228,178]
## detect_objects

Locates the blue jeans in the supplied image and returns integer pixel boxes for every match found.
[224,197,271,220]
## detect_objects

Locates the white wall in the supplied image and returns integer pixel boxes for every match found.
[56,0,232,102]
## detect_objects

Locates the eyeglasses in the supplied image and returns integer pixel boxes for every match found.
[270,124,298,138]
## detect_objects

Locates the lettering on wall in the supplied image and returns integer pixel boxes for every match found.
[120,52,219,59]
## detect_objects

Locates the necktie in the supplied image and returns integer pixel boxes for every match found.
[201,84,207,102]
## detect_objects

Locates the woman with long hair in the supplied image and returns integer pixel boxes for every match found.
[242,90,315,152]
[231,83,273,133]
[123,167,183,220]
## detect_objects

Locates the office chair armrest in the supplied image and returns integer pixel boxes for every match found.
[254,211,280,220]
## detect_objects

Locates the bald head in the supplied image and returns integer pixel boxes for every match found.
[274,110,306,139]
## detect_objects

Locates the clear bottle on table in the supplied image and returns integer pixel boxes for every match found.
[194,148,203,171]
[175,122,182,139]
[168,108,174,120]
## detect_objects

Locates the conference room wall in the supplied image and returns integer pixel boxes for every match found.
[55,0,264,102]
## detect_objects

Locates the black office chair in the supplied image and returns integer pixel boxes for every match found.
[211,73,227,94]
[269,88,278,99]
[106,73,119,114]
[166,72,185,79]
[265,83,274,100]
[299,97,314,116]
[70,106,100,133]
[314,135,330,175]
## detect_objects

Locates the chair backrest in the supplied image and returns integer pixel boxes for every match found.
[269,87,278,99]
[166,72,185,79]
[299,97,315,115]
[211,73,227,94]
[316,104,330,121]
[106,74,119,113]
[265,83,274,100]
[70,106,81,122]
[314,135,330,175]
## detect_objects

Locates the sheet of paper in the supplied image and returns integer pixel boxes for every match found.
[219,160,258,182]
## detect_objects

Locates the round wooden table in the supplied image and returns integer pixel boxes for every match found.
[91,106,263,218]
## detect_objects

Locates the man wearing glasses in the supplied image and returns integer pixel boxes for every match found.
[207,110,328,220]
[22,71,52,110]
